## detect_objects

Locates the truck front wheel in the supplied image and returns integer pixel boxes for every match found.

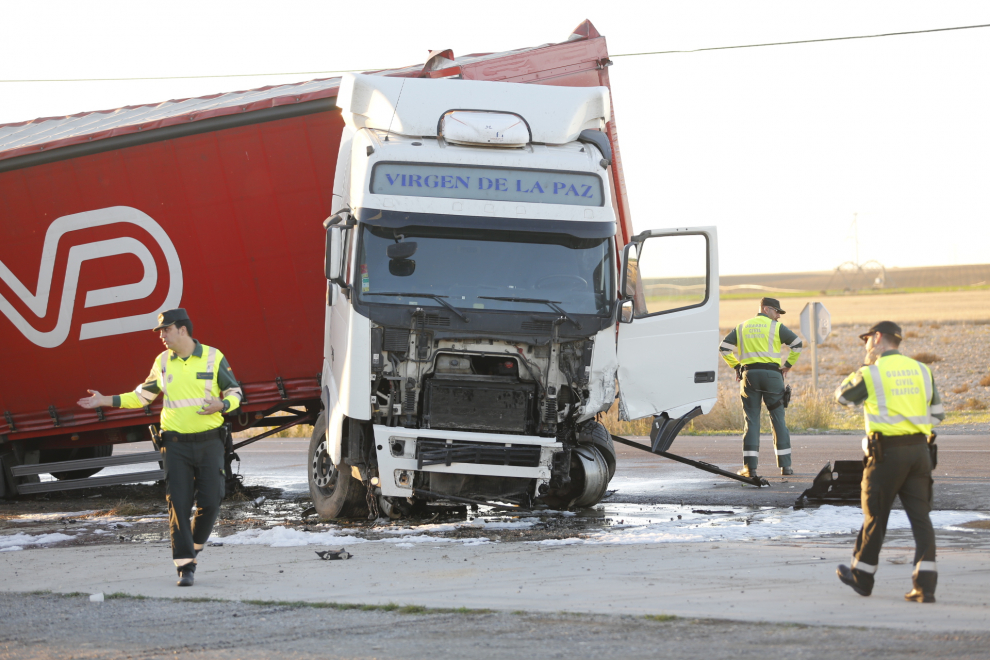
[308,412,368,520]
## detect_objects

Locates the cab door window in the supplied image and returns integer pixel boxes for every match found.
[630,234,709,318]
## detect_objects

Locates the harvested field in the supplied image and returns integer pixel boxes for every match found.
[719,289,990,328]
[716,320,990,416]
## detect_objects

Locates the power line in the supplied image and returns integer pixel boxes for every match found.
[610,22,990,58]
[2,22,988,83]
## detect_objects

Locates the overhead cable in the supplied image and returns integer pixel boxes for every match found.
[1,22,988,83]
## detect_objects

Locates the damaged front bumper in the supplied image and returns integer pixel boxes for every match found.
[373,425,561,498]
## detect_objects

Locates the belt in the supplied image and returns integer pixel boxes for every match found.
[877,433,927,447]
[741,363,780,372]
[161,427,224,443]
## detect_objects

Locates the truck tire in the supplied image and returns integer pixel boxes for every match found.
[308,412,367,520]
[43,444,113,481]
[579,422,616,482]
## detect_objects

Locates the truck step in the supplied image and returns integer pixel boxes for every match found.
[15,469,166,495]
[10,451,161,477]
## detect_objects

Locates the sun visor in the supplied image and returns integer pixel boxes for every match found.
[338,73,610,145]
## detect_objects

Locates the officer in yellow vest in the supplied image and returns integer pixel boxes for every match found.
[77,309,242,587]
[834,321,944,603]
[719,297,803,477]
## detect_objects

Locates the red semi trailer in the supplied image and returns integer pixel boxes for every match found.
[0,21,635,496]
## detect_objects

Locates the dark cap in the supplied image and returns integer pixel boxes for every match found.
[759,297,786,314]
[858,321,902,342]
[153,308,190,331]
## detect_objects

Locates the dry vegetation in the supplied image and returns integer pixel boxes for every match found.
[912,352,943,364]
[600,320,990,436]
[95,499,158,517]
[599,385,855,437]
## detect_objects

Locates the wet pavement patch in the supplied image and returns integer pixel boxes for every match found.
[3,482,989,552]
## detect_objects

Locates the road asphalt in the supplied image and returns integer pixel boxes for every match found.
[1,432,987,658]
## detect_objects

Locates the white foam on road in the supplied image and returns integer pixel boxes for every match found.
[219,526,368,548]
[564,505,989,546]
[0,532,75,552]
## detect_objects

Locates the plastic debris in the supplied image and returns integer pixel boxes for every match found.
[315,548,352,560]
[89,593,104,602]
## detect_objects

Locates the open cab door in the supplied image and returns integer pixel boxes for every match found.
[615,227,719,450]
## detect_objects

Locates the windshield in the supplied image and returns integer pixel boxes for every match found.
[357,224,613,316]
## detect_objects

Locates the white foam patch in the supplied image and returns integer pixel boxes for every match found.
[219,526,367,547]
[538,506,989,546]
[0,532,76,551]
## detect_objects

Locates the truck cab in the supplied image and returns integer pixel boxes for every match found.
[310,73,720,518]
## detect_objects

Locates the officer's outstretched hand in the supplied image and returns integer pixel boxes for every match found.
[199,395,224,415]
[77,390,111,409]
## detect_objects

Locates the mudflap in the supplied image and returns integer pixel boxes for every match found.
[793,461,864,509]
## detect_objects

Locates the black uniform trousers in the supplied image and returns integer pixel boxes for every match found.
[161,437,225,563]
[852,440,937,593]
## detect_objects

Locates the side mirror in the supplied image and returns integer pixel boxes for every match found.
[619,300,634,324]
[619,242,640,300]
[386,242,418,259]
[325,226,346,284]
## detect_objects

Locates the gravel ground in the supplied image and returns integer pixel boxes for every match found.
[717,320,990,417]
[1,592,988,660]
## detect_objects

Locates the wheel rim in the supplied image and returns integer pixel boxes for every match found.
[312,440,339,493]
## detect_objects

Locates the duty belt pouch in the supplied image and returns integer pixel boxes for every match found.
[867,432,884,464]
[221,423,233,456]
[928,431,938,470]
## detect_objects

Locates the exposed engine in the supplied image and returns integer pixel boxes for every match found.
[360,314,615,511]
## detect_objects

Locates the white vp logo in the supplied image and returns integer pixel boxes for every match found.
[0,206,183,348]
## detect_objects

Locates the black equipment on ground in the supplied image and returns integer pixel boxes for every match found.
[793,460,864,509]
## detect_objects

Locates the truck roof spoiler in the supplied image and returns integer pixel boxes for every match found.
[578,129,611,167]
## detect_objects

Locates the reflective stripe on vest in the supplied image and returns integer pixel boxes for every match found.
[861,355,934,435]
[156,344,225,434]
[736,316,784,365]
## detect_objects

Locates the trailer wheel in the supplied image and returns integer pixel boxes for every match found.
[308,412,367,520]
[43,444,113,481]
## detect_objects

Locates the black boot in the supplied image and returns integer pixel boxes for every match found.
[836,564,872,596]
[906,571,937,603]
[176,563,196,587]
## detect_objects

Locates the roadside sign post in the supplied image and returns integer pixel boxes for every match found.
[800,302,832,389]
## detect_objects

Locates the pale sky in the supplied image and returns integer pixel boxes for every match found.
[1,1,988,275]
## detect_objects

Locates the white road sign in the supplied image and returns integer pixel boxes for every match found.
[800,302,831,344]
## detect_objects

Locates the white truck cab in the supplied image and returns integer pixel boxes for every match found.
[310,73,720,518]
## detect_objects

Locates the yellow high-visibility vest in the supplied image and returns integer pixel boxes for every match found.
[860,353,935,436]
[735,316,784,366]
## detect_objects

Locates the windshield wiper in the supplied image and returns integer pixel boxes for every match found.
[478,296,579,327]
[364,292,469,322]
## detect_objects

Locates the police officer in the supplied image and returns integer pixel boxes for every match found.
[834,321,944,603]
[719,297,803,477]
[77,309,242,587]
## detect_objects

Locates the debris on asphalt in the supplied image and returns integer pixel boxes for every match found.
[88,593,104,602]
[315,548,351,560]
